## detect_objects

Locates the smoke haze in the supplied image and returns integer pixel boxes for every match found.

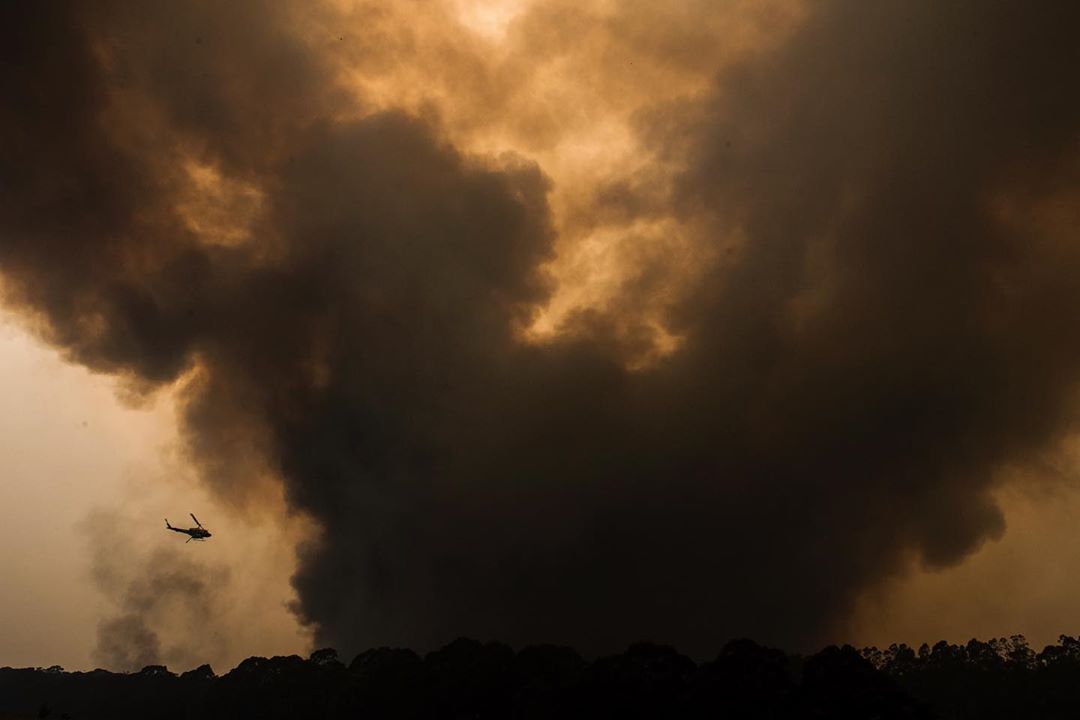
[89,515,232,672]
[2,0,1079,662]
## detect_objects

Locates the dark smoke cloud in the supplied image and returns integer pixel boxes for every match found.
[3,0,1080,661]
[95,615,161,672]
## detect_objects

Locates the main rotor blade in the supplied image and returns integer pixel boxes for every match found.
[190,513,202,528]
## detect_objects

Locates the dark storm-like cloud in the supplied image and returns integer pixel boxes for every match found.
[3,0,1080,664]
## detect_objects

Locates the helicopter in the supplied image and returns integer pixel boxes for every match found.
[165,514,212,543]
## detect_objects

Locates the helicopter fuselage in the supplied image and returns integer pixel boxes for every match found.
[166,515,212,542]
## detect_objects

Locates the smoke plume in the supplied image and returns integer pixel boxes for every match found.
[3,0,1080,659]
[85,511,231,671]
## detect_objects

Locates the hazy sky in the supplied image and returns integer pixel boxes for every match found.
[0,308,310,671]
[2,0,1079,670]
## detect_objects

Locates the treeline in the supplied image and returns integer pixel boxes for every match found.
[3,635,1080,719]
[861,634,1080,719]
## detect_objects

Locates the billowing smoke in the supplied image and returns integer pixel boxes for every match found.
[3,0,1080,660]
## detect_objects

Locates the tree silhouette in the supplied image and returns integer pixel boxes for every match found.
[10,635,1080,718]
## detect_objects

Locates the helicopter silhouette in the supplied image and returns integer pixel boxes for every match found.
[165,514,212,543]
